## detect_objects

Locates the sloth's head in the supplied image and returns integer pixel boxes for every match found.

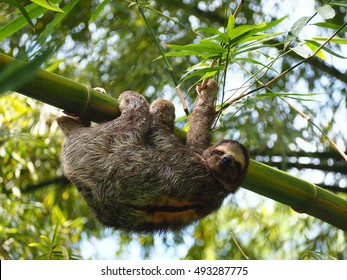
[203,140,249,192]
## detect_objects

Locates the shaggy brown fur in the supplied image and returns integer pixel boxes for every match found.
[56,80,249,233]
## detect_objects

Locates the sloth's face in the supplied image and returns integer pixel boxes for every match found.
[203,140,249,191]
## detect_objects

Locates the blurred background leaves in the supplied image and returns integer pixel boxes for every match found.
[0,0,346,259]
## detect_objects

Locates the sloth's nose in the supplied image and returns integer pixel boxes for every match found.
[221,154,234,166]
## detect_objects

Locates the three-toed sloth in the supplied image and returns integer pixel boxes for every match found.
[56,80,249,233]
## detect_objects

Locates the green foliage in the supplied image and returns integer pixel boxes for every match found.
[0,0,347,260]
[28,219,81,260]
[0,0,63,41]
[30,0,64,13]
[165,15,287,85]
[3,0,35,28]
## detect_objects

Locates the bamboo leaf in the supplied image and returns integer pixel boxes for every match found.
[259,92,320,101]
[313,22,347,33]
[242,32,285,43]
[226,14,236,37]
[0,4,44,41]
[33,234,53,249]
[258,15,288,31]
[291,45,311,59]
[205,33,230,44]
[195,27,223,35]
[305,39,347,59]
[287,16,311,40]
[312,37,347,44]
[229,22,267,41]
[180,66,224,83]
[180,62,218,79]
[37,0,80,42]
[35,254,51,260]
[305,41,327,60]
[30,0,64,13]
[232,57,278,72]
[245,97,257,110]
[244,16,288,38]
[90,0,111,22]
[28,243,51,250]
[229,16,287,46]
[51,218,61,245]
[0,0,63,41]
[4,0,34,27]
[315,4,336,19]
[52,245,69,260]
[40,234,51,243]
[199,71,217,82]
[159,51,203,58]
[167,42,224,54]
[166,42,225,59]
[233,39,284,56]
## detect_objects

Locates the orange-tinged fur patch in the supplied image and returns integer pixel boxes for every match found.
[144,209,199,224]
[143,197,200,224]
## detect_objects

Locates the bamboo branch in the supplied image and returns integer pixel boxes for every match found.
[0,53,120,123]
[245,160,347,232]
[1,53,347,232]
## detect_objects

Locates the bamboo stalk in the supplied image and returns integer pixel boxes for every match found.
[245,161,347,231]
[1,53,347,231]
[0,53,120,123]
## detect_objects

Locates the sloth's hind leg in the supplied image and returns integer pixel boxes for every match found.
[99,91,152,145]
[150,98,175,131]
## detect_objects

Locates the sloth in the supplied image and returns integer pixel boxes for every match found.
[56,79,249,233]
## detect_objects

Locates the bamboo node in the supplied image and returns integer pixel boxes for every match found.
[292,183,318,214]
[79,85,91,117]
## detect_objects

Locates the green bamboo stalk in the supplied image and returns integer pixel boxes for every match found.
[0,54,120,123]
[1,53,347,231]
[245,161,347,231]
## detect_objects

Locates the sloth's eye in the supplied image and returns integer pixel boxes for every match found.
[212,150,224,156]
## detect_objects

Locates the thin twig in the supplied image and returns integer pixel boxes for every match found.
[135,1,178,87]
[230,230,249,260]
[135,1,191,115]
[238,62,347,163]
[223,21,347,109]
[214,16,346,161]
[282,98,311,121]
[325,137,347,162]
[221,44,297,107]
[144,6,200,36]
[233,0,244,18]
[176,84,189,116]
[225,59,276,105]
[264,22,347,88]
[284,98,347,162]
[237,64,347,162]
[202,0,244,90]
